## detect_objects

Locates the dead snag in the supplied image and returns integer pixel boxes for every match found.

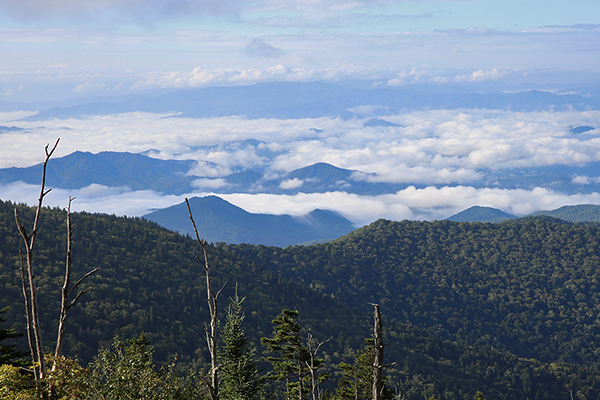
[186,197,225,400]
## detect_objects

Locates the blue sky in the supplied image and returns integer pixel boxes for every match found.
[0,0,599,102]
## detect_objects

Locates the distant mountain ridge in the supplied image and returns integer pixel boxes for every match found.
[446,204,600,223]
[0,151,196,195]
[0,151,411,196]
[18,82,600,121]
[144,195,356,247]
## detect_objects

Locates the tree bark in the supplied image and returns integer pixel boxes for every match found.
[306,333,330,400]
[371,303,384,400]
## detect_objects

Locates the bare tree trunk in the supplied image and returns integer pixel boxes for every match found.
[305,333,330,400]
[54,196,98,361]
[186,198,224,400]
[371,303,384,400]
[14,139,59,392]
[19,250,37,380]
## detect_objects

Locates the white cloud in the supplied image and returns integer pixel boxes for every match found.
[72,81,106,93]
[571,175,600,185]
[47,62,68,68]
[4,181,600,227]
[221,186,600,225]
[132,65,384,89]
[0,181,187,217]
[2,109,600,185]
[279,178,304,189]
[2,108,600,224]
[454,68,511,83]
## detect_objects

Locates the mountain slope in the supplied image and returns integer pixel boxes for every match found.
[530,204,600,222]
[143,195,356,246]
[2,201,600,398]
[446,205,515,222]
[447,204,600,223]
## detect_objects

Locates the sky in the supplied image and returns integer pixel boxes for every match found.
[0,0,600,225]
[0,0,599,101]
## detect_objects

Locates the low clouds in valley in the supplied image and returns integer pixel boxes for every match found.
[1,107,599,224]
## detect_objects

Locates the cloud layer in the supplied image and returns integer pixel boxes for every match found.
[1,107,600,224]
[4,181,600,226]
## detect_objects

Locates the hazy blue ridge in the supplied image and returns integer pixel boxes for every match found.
[143,195,356,246]
[0,151,197,194]
[3,149,600,199]
[445,206,516,222]
[19,82,600,121]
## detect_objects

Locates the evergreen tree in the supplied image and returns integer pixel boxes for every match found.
[219,290,264,400]
[262,309,310,400]
[0,306,27,367]
[335,340,394,400]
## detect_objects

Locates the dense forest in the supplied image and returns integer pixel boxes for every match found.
[3,199,600,399]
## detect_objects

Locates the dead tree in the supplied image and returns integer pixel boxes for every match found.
[370,303,395,400]
[14,139,60,386]
[305,333,330,400]
[15,140,97,399]
[54,196,98,362]
[186,197,225,400]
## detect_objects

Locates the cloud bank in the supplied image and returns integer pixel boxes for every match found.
[4,181,600,226]
[1,108,600,224]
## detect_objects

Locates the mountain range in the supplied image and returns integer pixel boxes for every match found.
[144,195,355,247]
[3,149,600,198]
[3,149,600,245]
[446,204,600,223]
[13,82,600,121]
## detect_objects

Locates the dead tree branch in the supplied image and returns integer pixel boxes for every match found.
[186,197,222,400]
[369,303,395,400]
[305,333,331,400]
[54,196,98,361]
[14,138,59,386]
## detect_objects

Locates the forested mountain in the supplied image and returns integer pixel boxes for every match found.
[144,196,355,247]
[531,204,600,222]
[445,206,515,222]
[3,200,600,398]
[447,204,600,223]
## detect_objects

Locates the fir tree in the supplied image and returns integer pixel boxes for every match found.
[262,309,310,400]
[335,340,394,400]
[219,290,264,400]
[0,306,27,367]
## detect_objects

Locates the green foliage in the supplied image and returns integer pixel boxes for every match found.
[219,291,264,400]
[86,333,205,400]
[7,200,600,398]
[262,309,311,399]
[335,340,394,400]
[46,355,91,399]
[0,364,34,399]
[0,306,27,366]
